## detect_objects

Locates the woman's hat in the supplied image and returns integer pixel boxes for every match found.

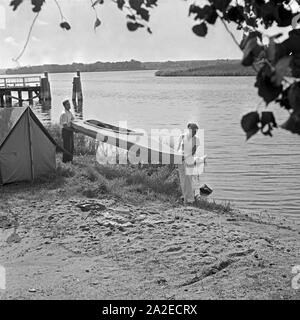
[187,123,199,130]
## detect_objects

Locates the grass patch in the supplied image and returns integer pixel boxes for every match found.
[57,156,231,212]
[1,132,231,213]
[195,197,232,213]
[24,155,229,212]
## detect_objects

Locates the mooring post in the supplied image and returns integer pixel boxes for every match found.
[72,70,83,103]
[72,77,76,102]
[40,72,51,101]
[18,91,22,106]
[6,91,12,107]
[46,72,51,101]
[28,90,33,105]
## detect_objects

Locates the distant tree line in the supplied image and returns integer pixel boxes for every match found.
[155,60,256,76]
[5,59,252,75]
[5,59,145,74]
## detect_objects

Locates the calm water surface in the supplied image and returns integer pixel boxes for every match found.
[16,70,300,220]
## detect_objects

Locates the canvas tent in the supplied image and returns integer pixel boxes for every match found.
[0,106,57,184]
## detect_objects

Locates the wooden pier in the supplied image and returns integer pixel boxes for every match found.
[0,72,51,107]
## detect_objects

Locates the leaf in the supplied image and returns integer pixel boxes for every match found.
[287,30,300,77]
[60,21,71,30]
[275,29,300,78]
[126,14,136,20]
[117,0,125,10]
[276,4,293,27]
[137,8,150,21]
[189,4,217,24]
[240,36,263,67]
[245,16,258,28]
[292,13,300,29]
[145,0,157,7]
[192,22,208,37]
[240,31,262,50]
[225,5,245,24]
[241,111,260,140]
[189,4,200,18]
[291,53,300,78]
[271,56,291,86]
[255,64,282,105]
[259,2,278,28]
[287,81,300,113]
[267,37,276,63]
[92,0,104,7]
[94,17,101,30]
[208,0,231,13]
[190,5,210,20]
[10,0,23,11]
[260,111,277,137]
[275,29,300,62]
[127,21,143,31]
[129,0,143,11]
[281,112,300,135]
[276,87,292,111]
[31,0,45,12]
[206,10,218,25]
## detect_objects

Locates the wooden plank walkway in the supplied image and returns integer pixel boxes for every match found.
[0,75,51,106]
[0,76,41,89]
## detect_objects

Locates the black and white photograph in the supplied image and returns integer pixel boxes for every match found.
[0,0,300,304]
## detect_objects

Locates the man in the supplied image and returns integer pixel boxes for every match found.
[60,99,75,163]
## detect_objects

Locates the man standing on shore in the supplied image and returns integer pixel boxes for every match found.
[60,99,75,163]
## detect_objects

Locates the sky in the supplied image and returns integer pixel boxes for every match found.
[0,0,242,68]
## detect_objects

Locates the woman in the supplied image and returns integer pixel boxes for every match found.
[177,123,204,205]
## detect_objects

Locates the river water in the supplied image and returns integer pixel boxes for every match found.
[12,70,300,220]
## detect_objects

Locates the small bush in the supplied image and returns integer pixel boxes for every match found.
[79,166,109,198]
[80,181,109,198]
[56,162,76,178]
[95,164,129,180]
[85,166,101,182]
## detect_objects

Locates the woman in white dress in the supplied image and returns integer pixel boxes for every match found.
[177,123,203,205]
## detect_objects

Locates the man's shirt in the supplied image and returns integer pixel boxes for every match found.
[59,110,74,128]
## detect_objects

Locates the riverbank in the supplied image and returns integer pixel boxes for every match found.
[0,155,299,300]
[2,59,255,76]
[155,60,256,77]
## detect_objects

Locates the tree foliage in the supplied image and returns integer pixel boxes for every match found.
[9,0,300,138]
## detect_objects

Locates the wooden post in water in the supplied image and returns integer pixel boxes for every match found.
[6,91,12,107]
[28,90,33,105]
[40,72,51,102]
[18,91,22,106]
[72,70,83,103]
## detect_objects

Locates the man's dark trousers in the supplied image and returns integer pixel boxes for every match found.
[62,127,74,163]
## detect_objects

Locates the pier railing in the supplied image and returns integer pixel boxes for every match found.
[0,76,41,88]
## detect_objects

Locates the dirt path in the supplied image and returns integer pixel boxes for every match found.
[1,193,299,300]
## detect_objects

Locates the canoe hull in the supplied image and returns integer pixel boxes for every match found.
[71,121,183,165]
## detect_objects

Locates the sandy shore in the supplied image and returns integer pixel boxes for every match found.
[0,159,299,300]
